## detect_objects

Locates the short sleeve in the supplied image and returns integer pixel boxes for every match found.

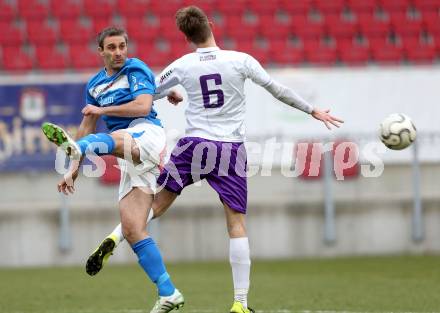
[85,82,99,107]
[129,65,156,98]
[155,58,184,94]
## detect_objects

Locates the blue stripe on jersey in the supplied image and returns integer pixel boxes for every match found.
[86,58,162,132]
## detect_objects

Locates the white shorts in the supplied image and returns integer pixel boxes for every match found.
[116,121,166,201]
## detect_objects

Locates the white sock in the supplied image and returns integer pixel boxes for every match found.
[230,237,251,308]
[109,208,155,245]
[109,223,124,246]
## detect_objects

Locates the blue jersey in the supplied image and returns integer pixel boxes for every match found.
[86,58,162,132]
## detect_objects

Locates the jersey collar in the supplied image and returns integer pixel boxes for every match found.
[196,46,220,53]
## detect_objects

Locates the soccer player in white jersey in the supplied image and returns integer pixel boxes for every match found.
[87,7,343,313]
[40,27,184,313]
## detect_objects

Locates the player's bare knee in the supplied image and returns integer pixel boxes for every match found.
[121,223,146,244]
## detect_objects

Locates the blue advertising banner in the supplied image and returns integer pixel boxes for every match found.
[0,83,89,172]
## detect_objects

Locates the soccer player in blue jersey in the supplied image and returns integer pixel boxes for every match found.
[41,27,184,313]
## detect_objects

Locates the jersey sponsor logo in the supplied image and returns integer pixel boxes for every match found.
[200,54,216,61]
[90,75,129,99]
[160,69,173,83]
[99,96,114,105]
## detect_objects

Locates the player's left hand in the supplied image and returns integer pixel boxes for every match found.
[82,104,103,116]
[167,90,183,105]
[58,160,80,195]
[311,108,344,130]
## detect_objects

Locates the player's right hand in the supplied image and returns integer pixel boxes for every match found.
[311,108,344,130]
[167,90,183,105]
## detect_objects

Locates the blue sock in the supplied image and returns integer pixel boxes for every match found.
[132,237,176,297]
[76,133,115,156]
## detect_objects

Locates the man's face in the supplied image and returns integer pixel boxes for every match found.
[99,35,127,73]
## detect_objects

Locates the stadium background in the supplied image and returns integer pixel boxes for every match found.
[1,0,440,312]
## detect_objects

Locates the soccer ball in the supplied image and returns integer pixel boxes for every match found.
[379,113,417,150]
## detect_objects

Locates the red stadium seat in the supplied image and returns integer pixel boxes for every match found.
[259,15,291,39]
[389,12,424,36]
[92,17,121,35]
[138,47,172,68]
[271,44,304,64]
[378,0,411,12]
[18,0,50,21]
[35,46,69,70]
[0,2,15,24]
[83,0,115,19]
[268,39,288,53]
[211,23,226,39]
[60,19,94,45]
[68,45,101,70]
[357,13,391,37]
[279,0,312,15]
[181,0,215,16]
[325,14,359,39]
[116,0,150,18]
[249,1,279,15]
[314,0,346,14]
[292,16,325,39]
[149,0,183,15]
[0,24,25,46]
[169,42,193,59]
[338,39,371,65]
[233,39,269,64]
[402,37,438,63]
[126,18,160,41]
[132,42,153,62]
[413,0,440,11]
[224,16,259,40]
[422,11,440,36]
[214,0,247,16]
[1,47,33,71]
[370,39,404,63]
[304,39,338,65]
[159,17,183,41]
[347,0,378,13]
[27,22,58,46]
[50,0,82,19]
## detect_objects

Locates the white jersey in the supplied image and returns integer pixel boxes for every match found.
[155,46,313,142]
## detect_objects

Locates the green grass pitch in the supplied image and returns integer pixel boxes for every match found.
[2,255,440,313]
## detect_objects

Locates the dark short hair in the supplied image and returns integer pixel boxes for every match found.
[97,27,128,49]
[175,6,211,44]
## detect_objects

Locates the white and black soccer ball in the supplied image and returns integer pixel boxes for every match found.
[379,113,417,150]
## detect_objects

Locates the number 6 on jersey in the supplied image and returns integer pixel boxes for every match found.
[200,74,224,108]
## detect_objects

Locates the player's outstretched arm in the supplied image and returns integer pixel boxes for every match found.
[57,114,99,195]
[311,108,344,130]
